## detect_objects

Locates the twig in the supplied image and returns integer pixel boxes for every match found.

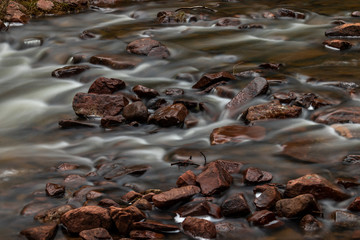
[200,152,207,166]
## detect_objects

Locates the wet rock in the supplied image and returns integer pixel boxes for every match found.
[100,115,125,128]
[300,214,322,232]
[132,85,159,99]
[176,170,197,187]
[336,177,360,189]
[61,206,111,233]
[214,159,243,174]
[156,11,196,24]
[79,30,96,40]
[207,202,222,218]
[98,198,120,208]
[5,1,30,23]
[79,228,112,240]
[109,208,133,235]
[248,210,276,226]
[64,174,87,187]
[72,92,129,117]
[343,155,360,164]
[59,119,96,129]
[147,98,168,110]
[235,70,261,78]
[21,202,54,216]
[278,8,305,19]
[173,99,201,112]
[148,103,188,127]
[90,0,124,8]
[152,185,200,209]
[122,101,149,123]
[102,164,150,180]
[45,183,65,198]
[351,11,360,17]
[88,77,126,94]
[333,210,360,229]
[325,23,360,37]
[164,88,184,96]
[216,18,241,26]
[192,72,236,91]
[52,65,90,78]
[34,205,74,223]
[276,194,320,218]
[129,230,164,239]
[263,11,277,19]
[254,184,282,210]
[20,223,58,240]
[238,24,264,29]
[226,77,269,113]
[331,124,360,139]
[272,92,331,109]
[196,161,233,195]
[56,163,79,172]
[133,198,152,211]
[122,191,142,203]
[285,174,349,201]
[210,125,266,145]
[221,193,250,217]
[126,38,170,59]
[311,107,360,124]
[259,63,283,70]
[86,191,103,200]
[244,167,273,184]
[37,0,54,11]
[0,20,5,31]
[132,220,179,232]
[176,201,210,217]
[89,54,141,70]
[182,216,217,239]
[215,85,237,98]
[323,39,352,50]
[348,197,360,211]
[243,101,302,123]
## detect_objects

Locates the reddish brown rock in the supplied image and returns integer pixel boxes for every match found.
[196,161,233,195]
[332,210,360,229]
[122,191,142,203]
[133,198,152,211]
[336,177,360,189]
[173,99,201,112]
[176,170,197,187]
[86,191,103,200]
[45,183,65,198]
[148,103,188,127]
[164,88,184,96]
[323,39,352,50]
[278,8,305,19]
[285,174,349,201]
[210,125,266,145]
[126,38,170,59]
[88,77,125,94]
[79,227,112,240]
[56,163,79,172]
[226,77,269,113]
[98,198,120,208]
[61,206,111,233]
[254,184,282,210]
[63,174,86,187]
[214,159,243,174]
[311,107,360,125]
[132,220,179,232]
[152,185,200,209]
[176,201,210,217]
[325,23,360,37]
[20,224,58,240]
[259,63,283,70]
[276,194,320,218]
[59,119,96,129]
[51,65,90,78]
[102,164,149,180]
[34,205,73,223]
[89,54,141,69]
[331,124,360,139]
[215,85,237,98]
[244,167,273,184]
[5,1,30,23]
[112,205,145,223]
[157,11,197,24]
[238,24,264,29]
[192,72,236,90]
[100,115,125,128]
[243,101,302,123]
[348,197,360,211]
[207,202,222,218]
[247,210,276,226]
[300,214,323,232]
[109,208,133,235]
[221,193,250,217]
[351,11,360,17]
[130,230,164,239]
[122,101,149,123]
[132,85,159,99]
[216,18,241,26]
[37,0,54,11]
[72,92,129,117]
[182,216,217,239]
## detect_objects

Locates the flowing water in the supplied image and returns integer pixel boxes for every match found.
[1,0,360,239]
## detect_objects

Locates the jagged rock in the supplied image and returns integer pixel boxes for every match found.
[129,230,164,239]
[247,210,276,226]
[45,183,65,198]
[164,88,184,96]
[300,214,323,232]
[132,220,179,232]
[132,85,159,99]
[109,207,133,235]
[254,184,282,210]
[148,103,188,127]
[221,193,250,217]
[100,115,125,128]
[348,197,360,211]
[192,72,236,91]
[276,194,320,218]
[244,167,272,184]
[122,101,149,123]
[176,170,197,187]
[210,125,266,145]
[133,198,152,211]
[98,199,120,208]
[152,185,200,209]
[278,8,305,19]
[5,1,30,23]
[182,216,217,239]
[88,77,126,94]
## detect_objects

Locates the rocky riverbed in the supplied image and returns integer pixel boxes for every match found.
[1,0,360,239]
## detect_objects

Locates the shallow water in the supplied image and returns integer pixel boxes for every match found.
[1,1,360,239]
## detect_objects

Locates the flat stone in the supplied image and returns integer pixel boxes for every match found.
[129,230,164,239]
[51,65,90,78]
[132,220,179,232]
[192,72,236,90]
[300,214,323,232]
[61,206,111,233]
[221,193,250,217]
[89,54,141,69]
[152,185,200,209]
[182,216,217,239]
[21,202,54,216]
[331,124,360,139]
[244,167,272,184]
[278,8,305,19]
[102,164,150,180]
[100,115,125,128]
[79,228,112,240]
[122,101,149,123]
[45,183,65,198]
[284,174,349,201]
[88,77,126,94]
[323,39,352,50]
[59,119,96,129]
[216,18,241,26]
[247,210,276,226]
[34,205,74,223]
[210,125,266,145]
[254,184,282,210]
[126,38,170,58]
[311,107,360,124]
[176,201,210,217]
[325,23,360,37]
[20,224,58,240]
[226,77,269,114]
[148,103,188,127]
[196,162,233,196]
[276,194,320,218]
[72,92,129,117]
[176,170,197,187]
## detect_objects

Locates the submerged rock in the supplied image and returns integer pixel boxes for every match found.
[52,65,90,78]
[182,216,217,239]
[300,214,323,232]
[89,54,141,70]
[34,205,73,223]
[216,18,241,26]
[311,106,360,124]
[210,125,266,145]
[20,224,58,240]
[59,119,96,129]
[331,124,360,139]
[126,38,170,58]
[332,210,360,229]
[325,23,360,37]
[130,230,164,239]
[277,8,305,19]
[247,210,276,226]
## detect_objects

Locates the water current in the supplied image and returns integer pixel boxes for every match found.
[1,0,360,239]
